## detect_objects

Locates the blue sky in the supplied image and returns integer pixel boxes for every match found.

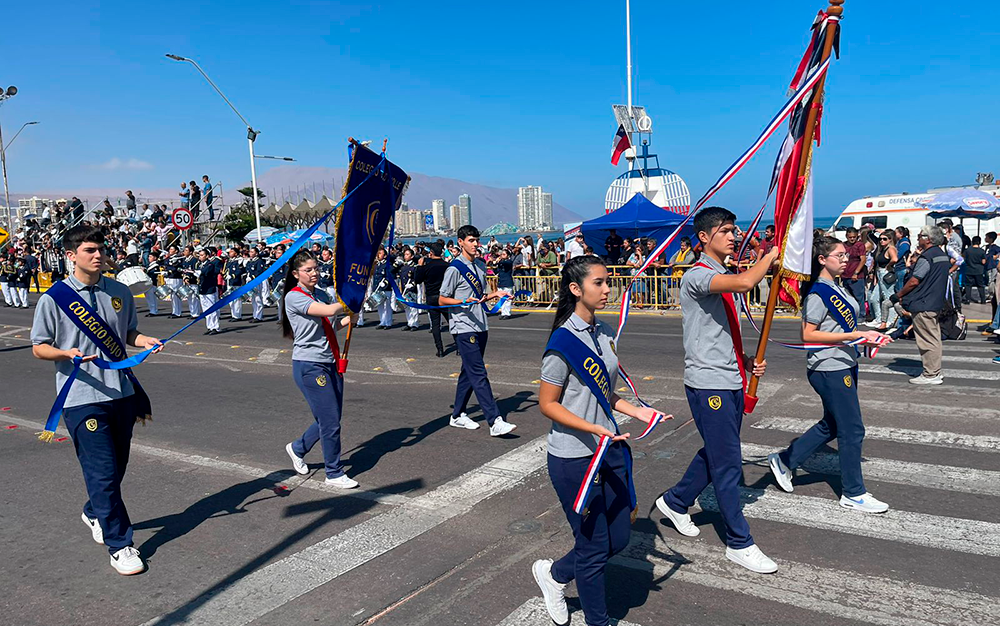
[2,0,998,220]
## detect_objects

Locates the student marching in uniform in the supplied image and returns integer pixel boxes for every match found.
[14,257,32,308]
[532,256,670,626]
[398,248,421,331]
[281,250,360,489]
[197,248,222,335]
[144,250,163,317]
[181,246,202,318]
[164,245,185,319]
[245,247,266,323]
[223,247,246,321]
[317,248,335,303]
[0,252,14,306]
[768,235,892,513]
[438,225,516,436]
[656,206,781,574]
[30,225,163,575]
[372,248,393,329]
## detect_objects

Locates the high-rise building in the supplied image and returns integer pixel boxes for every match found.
[458,193,472,228]
[397,207,424,235]
[431,199,447,232]
[517,186,554,230]
[449,204,461,231]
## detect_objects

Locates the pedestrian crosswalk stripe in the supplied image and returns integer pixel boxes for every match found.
[859,364,1000,381]
[752,417,1000,452]
[696,485,1000,557]
[784,393,1000,421]
[496,598,641,626]
[613,532,998,626]
[741,443,1000,497]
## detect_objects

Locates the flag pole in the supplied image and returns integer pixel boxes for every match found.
[746,0,844,403]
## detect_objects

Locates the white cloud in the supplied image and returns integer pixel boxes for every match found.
[98,157,153,171]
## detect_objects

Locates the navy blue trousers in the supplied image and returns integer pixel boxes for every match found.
[549,444,632,626]
[63,396,136,554]
[291,360,345,479]
[664,387,754,549]
[452,331,499,424]
[780,367,866,498]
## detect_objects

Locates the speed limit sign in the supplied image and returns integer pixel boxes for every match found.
[171,207,193,231]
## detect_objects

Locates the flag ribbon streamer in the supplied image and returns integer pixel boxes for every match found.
[40,153,389,440]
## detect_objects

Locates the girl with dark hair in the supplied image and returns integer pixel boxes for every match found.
[865,229,898,330]
[281,250,359,489]
[532,256,669,626]
[768,235,892,513]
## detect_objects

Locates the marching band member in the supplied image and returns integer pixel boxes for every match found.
[317,248,335,302]
[372,248,393,329]
[0,252,14,307]
[181,246,202,318]
[655,206,780,574]
[414,243,450,357]
[223,247,246,322]
[768,235,892,513]
[280,250,359,489]
[14,256,32,308]
[144,250,162,317]
[30,225,162,575]
[532,255,669,626]
[398,248,420,331]
[270,245,286,323]
[245,247,266,323]
[164,245,185,319]
[437,225,516,435]
[197,248,222,335]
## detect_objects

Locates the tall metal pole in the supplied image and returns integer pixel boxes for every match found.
[0,121,10,235]
[625,0,633,116]
[247,130,262,243]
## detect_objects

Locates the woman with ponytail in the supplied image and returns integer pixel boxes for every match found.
[280,250,359,489]
[531,256,669,626]
[768,235,892,513]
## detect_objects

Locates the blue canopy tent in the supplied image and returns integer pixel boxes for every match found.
[918,189,1000,236]
[580,193,695,262]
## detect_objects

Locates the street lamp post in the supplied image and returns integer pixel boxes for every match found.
[0,86,21,235]
[165,54,265,242]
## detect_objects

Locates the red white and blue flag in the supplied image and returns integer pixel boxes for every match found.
[611,124,632,166]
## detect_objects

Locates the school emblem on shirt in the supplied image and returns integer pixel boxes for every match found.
[843,374,853,388]
[85,419,98,432]
[708,395,723,410]
[316,375,328,387]
[469,335,476,344]
[111,296,123,312]
[609,339,617,355]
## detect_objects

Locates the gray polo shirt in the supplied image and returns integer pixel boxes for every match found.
[803,278,858,372]
[31,274,137,408]
[284,288,335,363]
[680,255,743,390]
[541,313,619,459]
[440,258,488,335]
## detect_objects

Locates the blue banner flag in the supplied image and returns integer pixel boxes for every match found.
[333,144,409,313]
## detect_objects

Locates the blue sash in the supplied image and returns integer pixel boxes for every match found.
[810,282,857,333]
[42,281,153,441]
[545,327,636,514]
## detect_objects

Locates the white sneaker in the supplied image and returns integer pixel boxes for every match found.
[767,453,794,493]
[81,513,104,544]
[285,443,309,475]
[531,559,568,626]
[325,474,359,489]
[110,546,145,576]
[449,413,480,430]
[655,495,700,537]
[840,492,889,514]
[489,416,517,437]
[726,544,778,574]
[909,374,944,385]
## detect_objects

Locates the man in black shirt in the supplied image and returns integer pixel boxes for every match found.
[605,229,624,265]
[413,243,452,357]
[962,236,987,304]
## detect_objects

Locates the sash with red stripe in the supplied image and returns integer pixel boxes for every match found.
[291,286,344,373]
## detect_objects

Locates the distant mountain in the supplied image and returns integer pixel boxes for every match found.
[247,165,583,229]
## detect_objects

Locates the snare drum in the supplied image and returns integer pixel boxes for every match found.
[155,284,174,301]
[175,283,197,300]
[269,280,285,305]
[116,266,153,296]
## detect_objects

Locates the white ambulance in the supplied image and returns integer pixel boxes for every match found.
[831,184,1000,237]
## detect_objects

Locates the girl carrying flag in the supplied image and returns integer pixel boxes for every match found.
[768,235,892,513]
[531,256,670,626]
[280,250,359,489]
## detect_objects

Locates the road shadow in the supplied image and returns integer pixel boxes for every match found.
[144,477,422,626]
[337,414,452,478]
[608,518,685,623]
[0,345,31,354]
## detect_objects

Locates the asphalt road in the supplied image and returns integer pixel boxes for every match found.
[1,294,998,626]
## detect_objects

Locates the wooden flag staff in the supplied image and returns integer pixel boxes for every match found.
[746,0,844,403]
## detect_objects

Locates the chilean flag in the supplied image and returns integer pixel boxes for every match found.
[611,124,631,166]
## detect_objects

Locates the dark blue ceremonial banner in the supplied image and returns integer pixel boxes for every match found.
[333,144,410,313]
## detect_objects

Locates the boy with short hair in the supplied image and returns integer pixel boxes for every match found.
[438,225,516,436]
[31,225,162,575]
[655,206,781,574]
